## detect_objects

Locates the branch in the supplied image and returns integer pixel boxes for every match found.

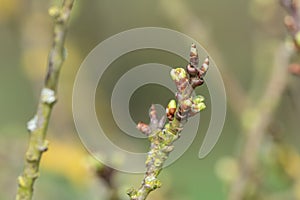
[159,0,250,115]
[228,1,300,198]
[127,44,208,200]
[16,1,75,200]
[228,43,293,200]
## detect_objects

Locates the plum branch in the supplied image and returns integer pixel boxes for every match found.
[127,44,209,200]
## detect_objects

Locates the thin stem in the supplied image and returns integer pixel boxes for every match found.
[16,1,75,200]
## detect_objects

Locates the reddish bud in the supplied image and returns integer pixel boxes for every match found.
[186,64,198,76]
[137,122,151,135]
[289,63,300,76]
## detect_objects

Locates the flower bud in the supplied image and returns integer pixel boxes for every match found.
[170,68,187,82]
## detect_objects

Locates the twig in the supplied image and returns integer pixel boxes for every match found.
[127,44,208,200]
[159,0,250,115]
[16,1,75,200]
[228,43,293,200]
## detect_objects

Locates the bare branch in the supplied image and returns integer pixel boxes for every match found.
[16,1,75,199]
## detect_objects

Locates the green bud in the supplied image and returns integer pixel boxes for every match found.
[191,102,206,113]
[48,6,60,18]
[167,99,177,109]
[170,68,187,81]
[193,95,205,104]
[296,31,300,47]
[198,102,206,111]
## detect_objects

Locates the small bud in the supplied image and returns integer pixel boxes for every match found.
[170,68,187,81]
[27,115,38,132]
[190,44,198,57]
[191,102,206,113]
[166,100,177,121]
[162,145,174,153]
[193,95,205,104]
[191,77,204,88]
[190,95,206,113]
[167,99,177,110]
[186,64,198,76]
[137,122,151,135]
[48,6,60,18]
[18,176,26,187]
[190,44,199,68]
[41,88,56,104]
[199,57,209,76]
[38,140,49,152]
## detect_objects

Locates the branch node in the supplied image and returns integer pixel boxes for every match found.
[25,152,38,163]
[27,115,38,132]
[38,140,49,152]
[41,88,56,105]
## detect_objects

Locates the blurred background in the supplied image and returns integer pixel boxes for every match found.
[1,0,300,199]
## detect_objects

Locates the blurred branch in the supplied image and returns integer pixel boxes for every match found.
[89,158,119,200]
[96,167,119,200]
[160,0,250,115]
[16,1,75,200]
[127,45,208,200]
[228,1,300,199]
[228,43,293,200]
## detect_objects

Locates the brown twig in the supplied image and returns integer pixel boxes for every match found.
[16,1,75,200]
[127,44,208,200]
